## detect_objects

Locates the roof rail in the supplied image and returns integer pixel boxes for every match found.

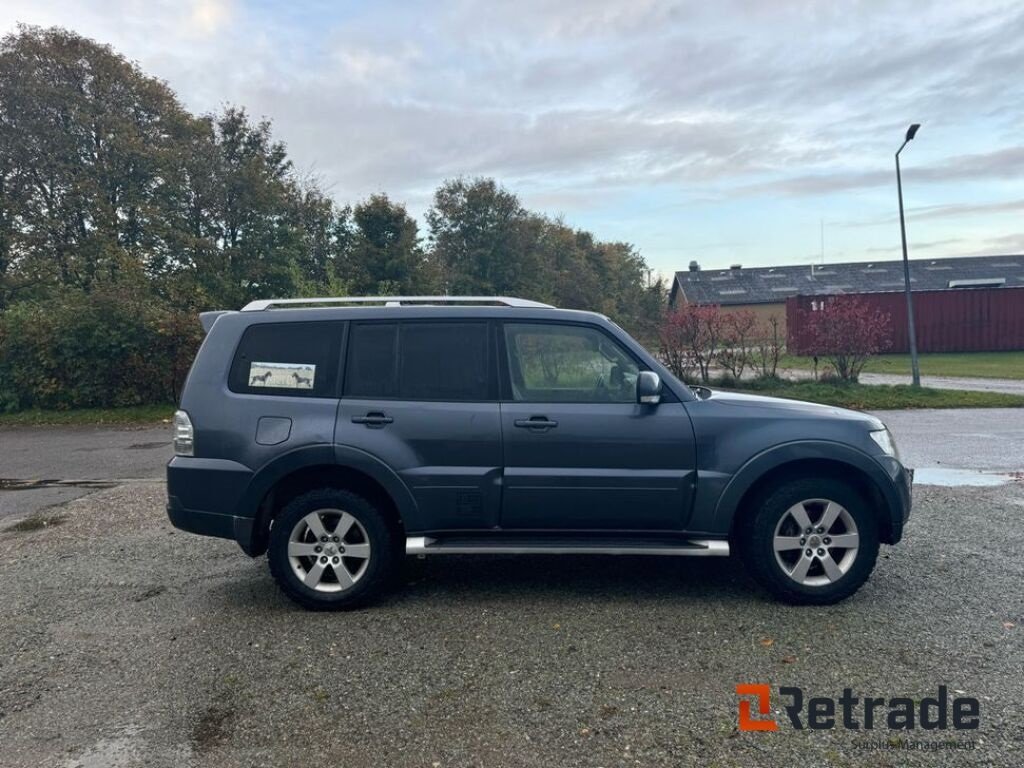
[241,296,555,311]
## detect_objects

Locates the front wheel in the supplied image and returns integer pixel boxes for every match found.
[268,488,395,610]
[739,478,880,605]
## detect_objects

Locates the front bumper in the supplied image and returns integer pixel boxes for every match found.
[875,455,913,542]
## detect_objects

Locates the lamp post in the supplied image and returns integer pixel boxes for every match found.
[895,123,921,387]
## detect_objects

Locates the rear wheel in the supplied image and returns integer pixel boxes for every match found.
[739,478,879,605]
[268,488,395,610]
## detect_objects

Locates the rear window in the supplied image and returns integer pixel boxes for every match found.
[228,321,343,397]
[345,322,492,401]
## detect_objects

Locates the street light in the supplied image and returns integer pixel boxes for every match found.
[895,123,922,387]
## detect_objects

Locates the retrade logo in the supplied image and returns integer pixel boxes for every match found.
[736,684,979,731]
[736,684,778,731]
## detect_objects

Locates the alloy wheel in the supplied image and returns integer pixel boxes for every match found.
[772,498,860,587]
[287,508,371,592]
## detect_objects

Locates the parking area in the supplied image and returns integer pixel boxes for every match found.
[0,425,169,520]
[1,412,1022,767]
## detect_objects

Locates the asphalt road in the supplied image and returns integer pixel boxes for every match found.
[867,408,1024,473]
[0,425,171,520]
[861,372,1024,396]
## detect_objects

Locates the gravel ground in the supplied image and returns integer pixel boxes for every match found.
[1,482,1022,767]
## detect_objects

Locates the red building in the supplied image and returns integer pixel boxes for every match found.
[787,286,1024,354]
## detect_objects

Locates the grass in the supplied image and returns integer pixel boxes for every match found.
[779,351,1024,380]
[724,378,1024,410]
[0,403,175,427]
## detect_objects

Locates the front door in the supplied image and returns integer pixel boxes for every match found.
[499,322,696,530]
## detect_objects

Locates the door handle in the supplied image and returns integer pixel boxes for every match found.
[514,416,558,430]
[352,412,393,427]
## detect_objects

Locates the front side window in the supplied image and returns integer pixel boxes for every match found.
[345,321,491,401]
[228,321,343,397]
[503,323,639,403]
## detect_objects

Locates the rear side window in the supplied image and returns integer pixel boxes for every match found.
[345,322,492,401]
[345,323,399,398]
[228,321,343,397]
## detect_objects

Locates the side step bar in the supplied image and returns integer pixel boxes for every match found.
[406,536,729,557]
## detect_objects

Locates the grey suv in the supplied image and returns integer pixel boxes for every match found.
[167,296,912,610]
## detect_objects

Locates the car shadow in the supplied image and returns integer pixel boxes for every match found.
[399,554,756,604]
[211,553,762,612]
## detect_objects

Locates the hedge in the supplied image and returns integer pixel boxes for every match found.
[0,290,202,412]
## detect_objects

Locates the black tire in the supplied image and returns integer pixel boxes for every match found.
[268,488,396,611]
[738,477,880,605]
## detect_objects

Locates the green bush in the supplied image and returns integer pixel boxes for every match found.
[0,290,201,411]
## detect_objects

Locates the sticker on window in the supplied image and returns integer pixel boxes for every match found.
[248,362,316,389]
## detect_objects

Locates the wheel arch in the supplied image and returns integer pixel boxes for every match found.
[718,443,902,545]
[237,446,419,557]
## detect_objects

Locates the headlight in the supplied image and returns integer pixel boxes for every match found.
[173,410,194,456]
[869,428,897,458]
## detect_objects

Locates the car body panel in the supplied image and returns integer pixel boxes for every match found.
[683,390,909,542]
[498,401,696,529]
[336,399,502,531]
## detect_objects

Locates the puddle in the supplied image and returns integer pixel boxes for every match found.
[914,468,1018,487]
[128,441,170,450]
[0,478,118,491]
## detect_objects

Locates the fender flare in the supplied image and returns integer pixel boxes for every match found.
[333,443,422,530]
[711,440,904,542]
[233,443,422,549]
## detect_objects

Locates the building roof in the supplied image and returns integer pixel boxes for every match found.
[670,254,1024,306]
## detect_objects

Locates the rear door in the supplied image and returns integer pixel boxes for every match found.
[498,321,696,530]
[335,320,503,531]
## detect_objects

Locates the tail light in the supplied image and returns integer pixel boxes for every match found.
[173,410,194,456]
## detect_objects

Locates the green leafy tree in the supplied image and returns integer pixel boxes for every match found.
[0,25,195,301]
[426,177,538,295]
[343,194,425,294]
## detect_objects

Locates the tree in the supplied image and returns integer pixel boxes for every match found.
[179,108,306,308]
[749,316,785,379]
[0,25,195,301]
[797,296,891,381]
[716,309,758,380]
[425,178,664,340]
[659,304,724,383]
[343,194,425,294]
[426,177,536,295]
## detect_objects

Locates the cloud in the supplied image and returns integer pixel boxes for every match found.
[187,0,233,36]
[2,0,1024,269]
[972,231,1024,254]
[743,145,1024,198]
[865,238,963,254]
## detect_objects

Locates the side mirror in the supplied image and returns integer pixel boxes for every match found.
[636,371,662,405]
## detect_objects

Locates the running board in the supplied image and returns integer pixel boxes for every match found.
[406,536,729,557]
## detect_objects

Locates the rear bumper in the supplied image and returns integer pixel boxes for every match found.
[166,456,257,554]
[166,495,258,555]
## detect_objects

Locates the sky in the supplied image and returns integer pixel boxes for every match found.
[3,0,1024,279]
